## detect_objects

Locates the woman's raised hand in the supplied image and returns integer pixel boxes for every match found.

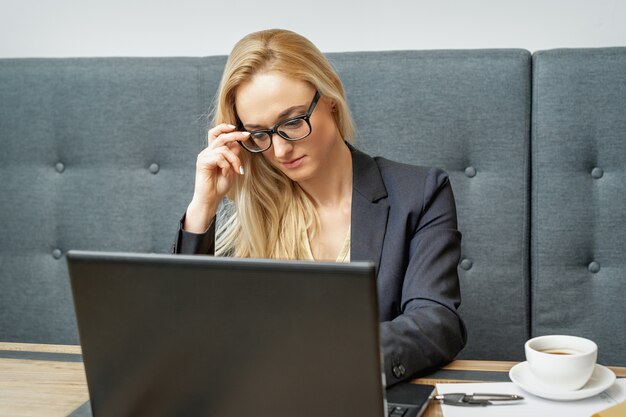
[183,124,249,233]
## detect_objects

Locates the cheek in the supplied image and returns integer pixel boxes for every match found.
[311,118,338,145]
[260,151,281,170]
[260,152,274,164]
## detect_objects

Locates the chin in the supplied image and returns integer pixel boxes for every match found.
[282,167,316,183]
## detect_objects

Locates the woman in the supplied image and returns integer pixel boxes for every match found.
[172,29,466,383]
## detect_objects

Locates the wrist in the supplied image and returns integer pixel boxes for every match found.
[184,198,218,233]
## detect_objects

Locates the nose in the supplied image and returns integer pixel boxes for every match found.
[270,133,294,158]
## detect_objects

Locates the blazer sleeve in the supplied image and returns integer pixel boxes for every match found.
[170,213,216,255]
[379,168,467,384]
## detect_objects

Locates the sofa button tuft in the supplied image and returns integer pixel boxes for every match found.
[460,258,473,271]
[591,167,603,179]
[588,261,600,274]
[149,163,160,174]
[52,249,63,259]
[55,162,65,173]
[465,166,477,178]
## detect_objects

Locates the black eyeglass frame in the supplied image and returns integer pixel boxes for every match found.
[237,90,321,153]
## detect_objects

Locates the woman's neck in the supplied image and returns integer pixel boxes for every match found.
[298,140,353,208]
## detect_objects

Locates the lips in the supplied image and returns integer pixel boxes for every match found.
[280,156,305,169]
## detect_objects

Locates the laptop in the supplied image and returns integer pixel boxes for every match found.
[67,250,434,417]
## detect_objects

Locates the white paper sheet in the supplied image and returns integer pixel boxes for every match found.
[436,379,626,417]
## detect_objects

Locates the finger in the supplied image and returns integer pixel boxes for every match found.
[214,155,232,172]
[217,147,244,176]
[201,146,243,176]
[210,131,250,150]
[208,123,237,143]
[196,141,245,175]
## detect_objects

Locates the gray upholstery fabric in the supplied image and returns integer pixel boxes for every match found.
[329,50,532,360]
[531,48,626,366]
[0,57,225,343]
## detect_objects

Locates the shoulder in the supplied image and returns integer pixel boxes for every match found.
[371,156,452,201]
[370,156,458,231]
[373,156,449,185]
[350,144,458,233]
[349,143,452,206]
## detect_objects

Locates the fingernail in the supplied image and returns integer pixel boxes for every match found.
[227,124,236,128]
[239,166,245,175]
[241,131,250,136]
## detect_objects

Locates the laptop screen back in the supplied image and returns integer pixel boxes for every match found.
[68,251,384,417]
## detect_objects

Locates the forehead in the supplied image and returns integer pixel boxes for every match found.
[235,72,315,125]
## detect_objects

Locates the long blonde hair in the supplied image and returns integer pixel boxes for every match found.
[212,29,356,258]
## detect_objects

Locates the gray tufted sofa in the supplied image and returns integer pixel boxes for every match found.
[1,48,625,367]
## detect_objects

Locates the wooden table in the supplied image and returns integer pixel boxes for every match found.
[1,342,625,417]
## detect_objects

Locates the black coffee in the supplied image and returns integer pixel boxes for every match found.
[538,348,581,355]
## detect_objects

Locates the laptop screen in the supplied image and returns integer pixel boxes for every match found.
[68,251,385,417]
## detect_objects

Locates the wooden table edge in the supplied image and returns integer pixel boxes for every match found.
[0,342,82,355]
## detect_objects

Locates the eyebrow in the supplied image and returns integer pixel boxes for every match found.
[243,104,308,130]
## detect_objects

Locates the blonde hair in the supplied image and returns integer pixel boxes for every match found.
[212,29,355,258]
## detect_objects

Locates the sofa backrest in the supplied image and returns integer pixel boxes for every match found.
[531,48,626,366]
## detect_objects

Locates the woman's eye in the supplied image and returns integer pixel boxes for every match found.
[251,132,269,141]
[283,119,304,128]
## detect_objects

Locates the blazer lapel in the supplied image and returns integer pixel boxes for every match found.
[349,145,389,273]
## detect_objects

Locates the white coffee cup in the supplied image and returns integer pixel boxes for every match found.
[525,335,597,391]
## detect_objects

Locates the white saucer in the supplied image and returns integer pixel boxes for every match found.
[509,362,616,401]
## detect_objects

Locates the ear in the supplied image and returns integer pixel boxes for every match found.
[320,95,336,111]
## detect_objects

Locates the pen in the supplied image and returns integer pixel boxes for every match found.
[432,392,524,406]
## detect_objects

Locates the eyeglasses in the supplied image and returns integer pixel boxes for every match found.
[237,91,320,153]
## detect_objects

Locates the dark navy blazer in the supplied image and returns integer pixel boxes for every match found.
[173,144,467,384]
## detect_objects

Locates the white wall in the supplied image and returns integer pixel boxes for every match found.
[1,0,625,58]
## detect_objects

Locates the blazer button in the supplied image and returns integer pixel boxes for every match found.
[393,364,406,379]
